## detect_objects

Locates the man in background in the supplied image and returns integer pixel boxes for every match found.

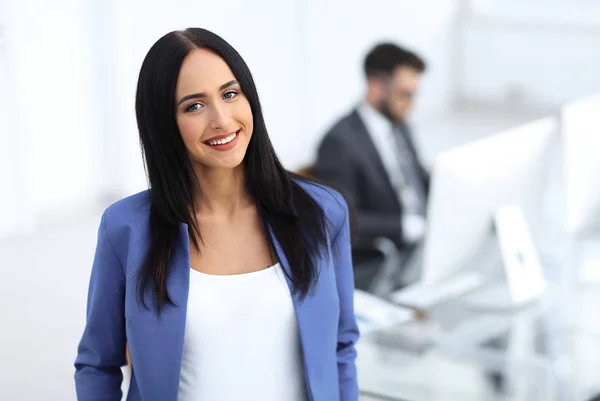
[314,43,429,278]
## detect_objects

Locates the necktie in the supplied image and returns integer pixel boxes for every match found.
[390,125,427,216]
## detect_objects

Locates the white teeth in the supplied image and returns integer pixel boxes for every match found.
[208,132,237,146]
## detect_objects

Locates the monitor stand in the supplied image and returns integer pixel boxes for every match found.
[575,233,600,283]
[463,205,547,312]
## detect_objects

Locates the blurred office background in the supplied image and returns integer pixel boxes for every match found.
[1,0,600,400]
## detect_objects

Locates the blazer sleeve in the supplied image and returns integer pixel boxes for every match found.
[331,198,360,400]
[315,134,404,246]
[74,211,127,401]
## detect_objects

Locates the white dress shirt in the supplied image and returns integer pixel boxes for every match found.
[357,101,400,189]
[357,101,426,243]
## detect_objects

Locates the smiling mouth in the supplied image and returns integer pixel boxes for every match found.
[204,130,239,146]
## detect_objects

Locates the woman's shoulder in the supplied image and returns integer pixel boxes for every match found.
[101,189,152,233]
[293,178,349,231]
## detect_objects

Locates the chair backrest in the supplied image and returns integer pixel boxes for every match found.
[296,165,316,179]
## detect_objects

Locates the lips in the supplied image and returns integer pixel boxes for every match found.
[203,130,239,146]
[202,130,241,152]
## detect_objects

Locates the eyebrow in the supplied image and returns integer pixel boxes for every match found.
[177,80,240,106]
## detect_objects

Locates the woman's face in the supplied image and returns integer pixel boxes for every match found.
[175,49,253,171]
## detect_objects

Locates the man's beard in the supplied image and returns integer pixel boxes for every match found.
[376,95,402,124]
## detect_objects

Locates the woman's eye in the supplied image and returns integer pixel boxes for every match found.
[186,102,203,112]
[223,91,238,100]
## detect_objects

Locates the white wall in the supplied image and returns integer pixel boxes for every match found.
[296,0,460,167]
[1,0,460,234]
[0,7,35,237]
[1,0,308,231]
[5,0,600,238]
[99,0,460,192]
[1,0,110,235]
[459,0,600,106]
[104,0,303,194]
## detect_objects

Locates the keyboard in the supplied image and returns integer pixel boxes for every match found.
[462,282,542,312]
[390,272,485,310]
[354,290,415,333]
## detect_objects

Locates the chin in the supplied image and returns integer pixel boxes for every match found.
[210,154,246,170]
[219,160,245,170]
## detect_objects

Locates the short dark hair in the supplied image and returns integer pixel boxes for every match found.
[364,42,426,78]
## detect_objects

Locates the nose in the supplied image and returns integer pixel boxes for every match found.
[209,103,232,131]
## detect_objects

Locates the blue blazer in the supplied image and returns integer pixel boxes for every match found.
[75,181,360,401]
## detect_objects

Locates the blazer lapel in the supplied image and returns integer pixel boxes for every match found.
[348,110,401,209]
[131,223,189,401]
[269,228,322,343]
[268,228,335,395]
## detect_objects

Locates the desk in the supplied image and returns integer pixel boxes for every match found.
[357,281,600,401]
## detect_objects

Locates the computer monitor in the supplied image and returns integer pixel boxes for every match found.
[562,93,600,236]
[422,117,557,285]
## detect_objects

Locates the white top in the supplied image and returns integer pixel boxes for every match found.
[178,263,308,401]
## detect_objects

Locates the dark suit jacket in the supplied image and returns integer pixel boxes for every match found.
[314,109,429,250]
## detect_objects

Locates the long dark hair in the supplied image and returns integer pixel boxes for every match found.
[135,28,328,314]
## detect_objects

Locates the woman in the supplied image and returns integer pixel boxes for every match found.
[74,28,359,401]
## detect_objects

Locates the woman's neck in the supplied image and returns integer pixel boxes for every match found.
[192,165,251,218]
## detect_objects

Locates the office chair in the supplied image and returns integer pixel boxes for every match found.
[296,165,404,297]
[296,165,316,179]
[353,237,405,296]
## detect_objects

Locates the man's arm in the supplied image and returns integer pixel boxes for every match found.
[314,134,404,245]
